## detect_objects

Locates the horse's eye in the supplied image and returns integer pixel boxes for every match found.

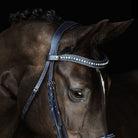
[72,91,84,98]
[69,89,85,103]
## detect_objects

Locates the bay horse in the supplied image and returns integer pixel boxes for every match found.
[0,9,133,138]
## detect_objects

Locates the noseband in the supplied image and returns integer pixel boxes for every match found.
[21,21,115,138]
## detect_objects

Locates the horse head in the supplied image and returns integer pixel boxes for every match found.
[0,9,133,138]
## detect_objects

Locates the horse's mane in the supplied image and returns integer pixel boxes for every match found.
[9,8,63,24]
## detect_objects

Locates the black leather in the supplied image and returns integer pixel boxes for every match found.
[47,54,109,68]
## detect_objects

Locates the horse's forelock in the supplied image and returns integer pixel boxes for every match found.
[9,9,63,24]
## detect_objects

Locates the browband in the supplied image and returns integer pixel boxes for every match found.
[47,54,109,68]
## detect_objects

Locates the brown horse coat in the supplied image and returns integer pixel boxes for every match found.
[0,13,133,138]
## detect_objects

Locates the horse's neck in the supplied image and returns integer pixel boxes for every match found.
[0,21,57,70]
[0,21,58,137]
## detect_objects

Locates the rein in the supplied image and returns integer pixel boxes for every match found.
[21,21,115,138]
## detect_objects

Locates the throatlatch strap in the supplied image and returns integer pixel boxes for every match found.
[21,60,50,119]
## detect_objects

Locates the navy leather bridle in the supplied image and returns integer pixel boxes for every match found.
[21,21,115,138]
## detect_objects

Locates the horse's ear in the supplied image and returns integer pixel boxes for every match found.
[0,70,19,137]
[91,19,134,45]
[0,71,18,100]
[59,19,133,53]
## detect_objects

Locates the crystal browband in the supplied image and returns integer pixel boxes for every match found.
[47,54,109,69]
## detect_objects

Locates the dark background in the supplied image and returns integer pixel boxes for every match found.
[0,1,137,73]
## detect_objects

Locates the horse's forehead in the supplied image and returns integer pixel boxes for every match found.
[58,61,89,72]
[57,62,93,83]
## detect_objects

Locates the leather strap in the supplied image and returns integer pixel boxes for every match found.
[47,54,109,68]
[21,21,115,138]
[46,21,80,138]
[22,21,79,138]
